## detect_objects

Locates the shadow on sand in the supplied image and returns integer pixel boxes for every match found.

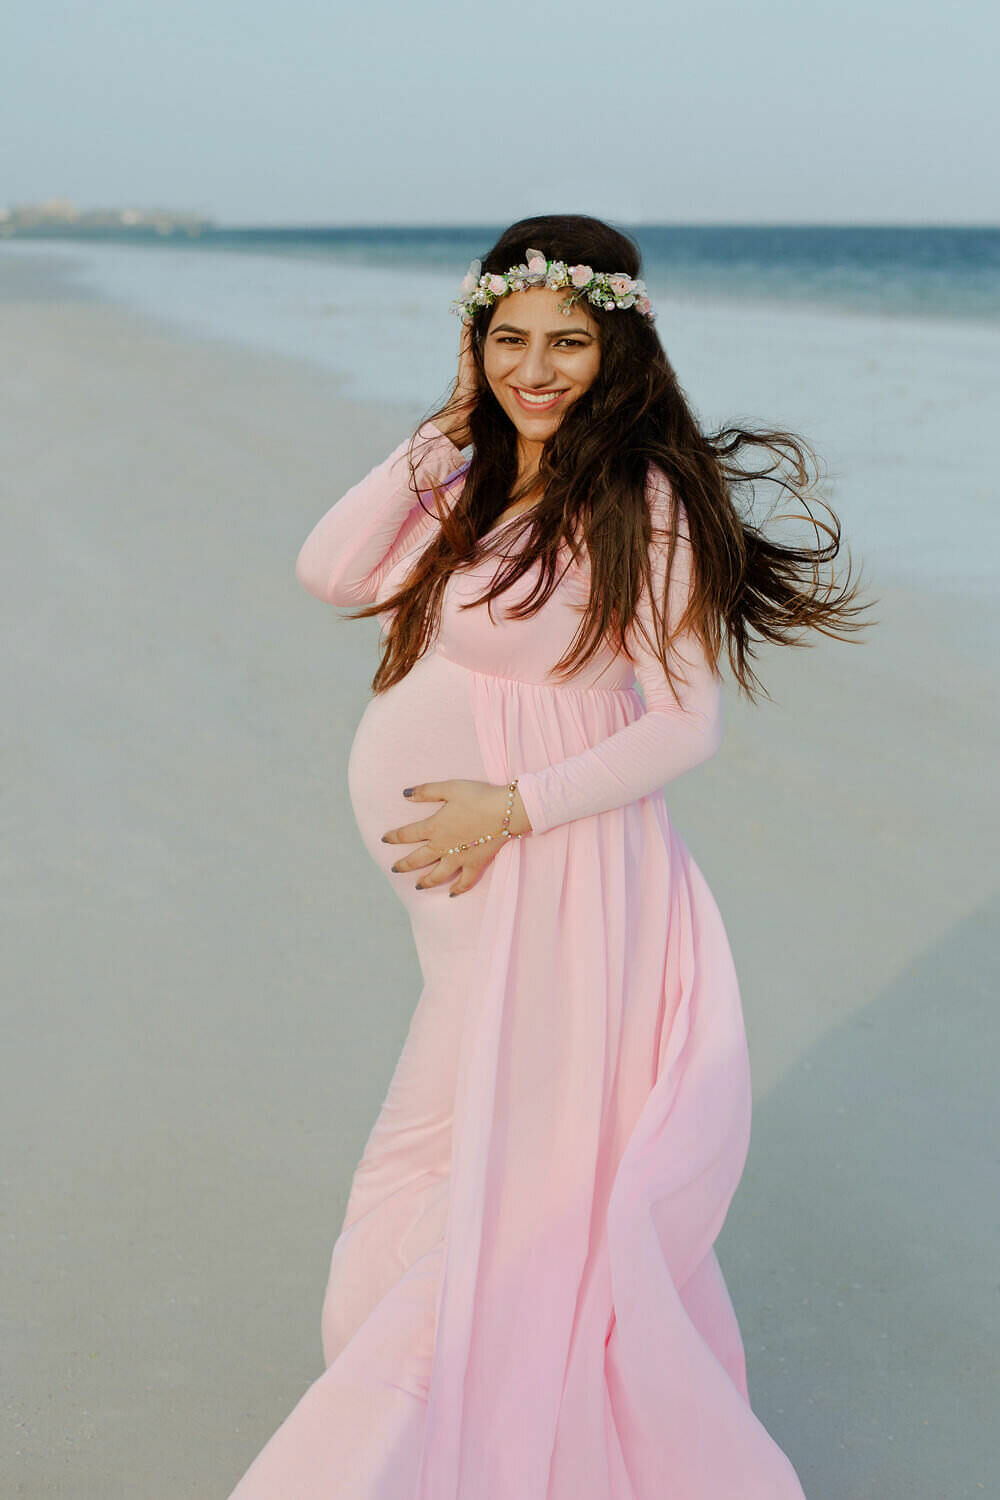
[719,898,998,1498]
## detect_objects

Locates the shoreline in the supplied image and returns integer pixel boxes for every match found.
[4,233,1000,332]
[2,266,997,1497]
[3,238,1000,597]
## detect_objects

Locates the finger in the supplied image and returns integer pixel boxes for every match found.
[401,781,451,804]
[383,817,441,846]
[390,846,442,874]
[446,850,496,896]
[414,858,461,891]
[447,864,491,896]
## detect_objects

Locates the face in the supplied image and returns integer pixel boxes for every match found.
[481,287,602,444]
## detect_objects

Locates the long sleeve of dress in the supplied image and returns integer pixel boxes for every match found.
[295,422,468,606]
[515,478,723,836]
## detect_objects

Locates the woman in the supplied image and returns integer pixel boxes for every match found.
[227,214,871,1499]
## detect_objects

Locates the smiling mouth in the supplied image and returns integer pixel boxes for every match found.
[511,386,569,411]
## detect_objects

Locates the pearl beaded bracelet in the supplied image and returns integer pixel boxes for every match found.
[445,779,524,857]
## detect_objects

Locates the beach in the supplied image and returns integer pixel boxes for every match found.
[2,248,997,1498]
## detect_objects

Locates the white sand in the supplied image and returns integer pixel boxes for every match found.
[2,263,997,1497]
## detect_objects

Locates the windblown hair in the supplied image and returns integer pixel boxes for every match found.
[347,212,876,704]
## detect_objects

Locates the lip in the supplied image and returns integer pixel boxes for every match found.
[510,386,569,413]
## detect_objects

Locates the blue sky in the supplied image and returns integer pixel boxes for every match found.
[2,0,996,225]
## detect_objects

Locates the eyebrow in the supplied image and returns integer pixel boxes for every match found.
[490,323,596,338]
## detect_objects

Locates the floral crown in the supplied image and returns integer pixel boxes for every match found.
[450,246,654,323]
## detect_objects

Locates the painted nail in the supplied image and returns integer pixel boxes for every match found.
[415,882,425,890]
[390,864,401,873]
[402,787,414,797]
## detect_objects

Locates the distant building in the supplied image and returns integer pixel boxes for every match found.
[0,200,215,237]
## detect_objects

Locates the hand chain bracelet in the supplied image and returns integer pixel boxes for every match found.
[445,779,524,857]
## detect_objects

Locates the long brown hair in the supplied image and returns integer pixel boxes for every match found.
[346,213,876,704]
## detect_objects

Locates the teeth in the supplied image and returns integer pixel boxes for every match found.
[516,389,564,405]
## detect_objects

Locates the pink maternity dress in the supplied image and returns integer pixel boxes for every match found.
[226,422,808,1499]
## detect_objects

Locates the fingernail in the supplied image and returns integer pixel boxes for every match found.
[390,864,401,873]
[380,835,390,842]
[415,882,425,890]
[402,787,414,797]
[449,890,457,898]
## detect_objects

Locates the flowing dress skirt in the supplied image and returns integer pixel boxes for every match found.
[226,646,807,1499]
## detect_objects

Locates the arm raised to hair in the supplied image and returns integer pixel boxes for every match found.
[294,421,468,606]
[515,473,723,836]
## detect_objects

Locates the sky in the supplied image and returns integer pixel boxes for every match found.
[2,0,996,226]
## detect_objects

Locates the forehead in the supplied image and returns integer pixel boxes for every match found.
[490,286,600,335]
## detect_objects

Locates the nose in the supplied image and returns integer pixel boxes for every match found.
[517,341,558,388]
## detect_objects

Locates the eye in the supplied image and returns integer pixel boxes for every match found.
[495,336,588,348]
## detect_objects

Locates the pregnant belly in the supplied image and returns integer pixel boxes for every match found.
[347,649,491,885]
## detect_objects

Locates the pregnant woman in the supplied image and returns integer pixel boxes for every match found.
[226,214,871,1499]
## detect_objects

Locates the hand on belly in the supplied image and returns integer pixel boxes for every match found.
[381,779,533,898]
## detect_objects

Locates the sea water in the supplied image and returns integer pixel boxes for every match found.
[2,227,997,590]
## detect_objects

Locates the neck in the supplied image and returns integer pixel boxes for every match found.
[516,435,544,489]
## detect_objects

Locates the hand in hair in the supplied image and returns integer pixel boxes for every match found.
[432,320,478,449]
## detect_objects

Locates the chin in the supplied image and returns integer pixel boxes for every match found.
[510,413,564,435]
[505,399,576,436]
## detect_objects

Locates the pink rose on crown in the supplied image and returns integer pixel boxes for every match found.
[488,274,508,296]
[570,264,594,287]
[526,251,548,276]
[609,274,633,296]
[636,295,652,315]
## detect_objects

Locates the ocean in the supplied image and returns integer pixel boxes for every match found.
[2,225,997,590]
[10,222,1000,319]
[192,223,1000,324]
